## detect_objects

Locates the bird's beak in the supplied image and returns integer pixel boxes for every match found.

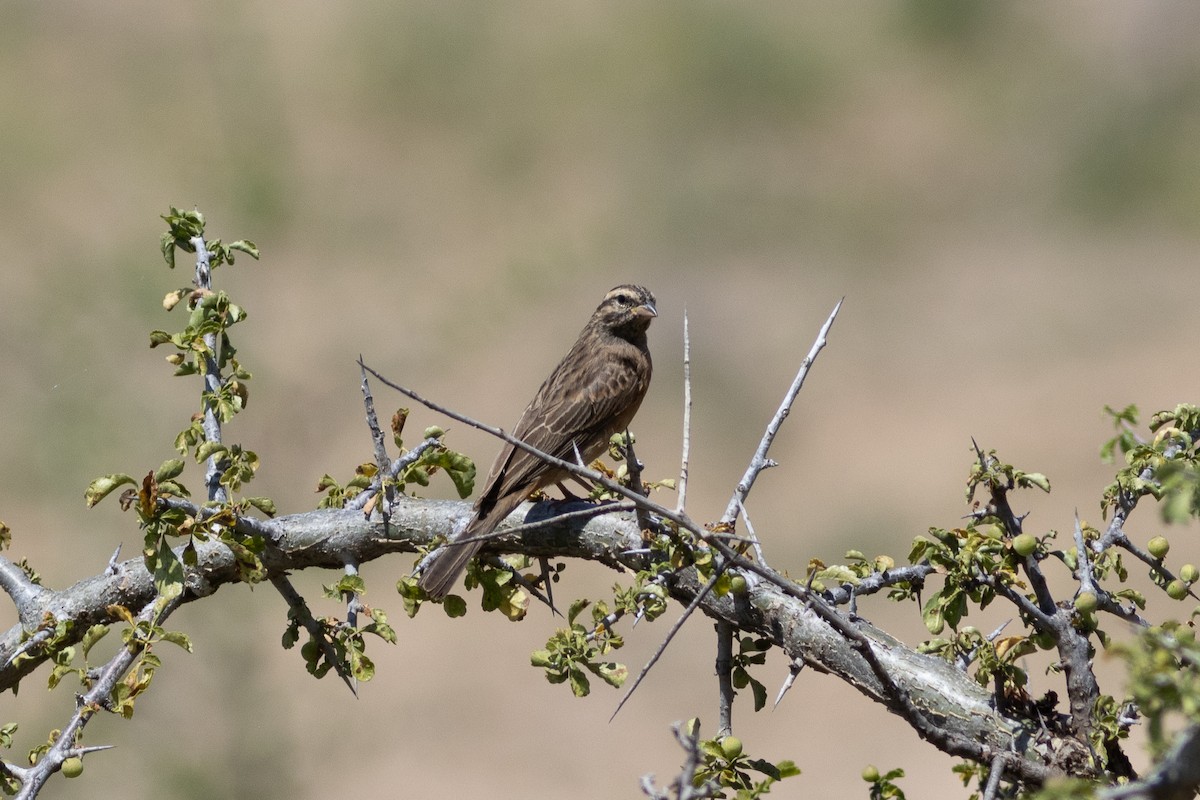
[637,303,658,319]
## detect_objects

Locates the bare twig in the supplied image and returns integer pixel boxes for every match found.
[611,569,725,722]
[721,298,842,526]
[677,310,692,515]
[358,359,394,515]
[640,721,722,800]
[715,620,734,738]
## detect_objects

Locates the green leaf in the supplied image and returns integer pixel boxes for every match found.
[85,474,136,508]
[530,650,554,668]
[228,240,260,260]
[351,651,374,682]
[922,591,946,635]
[567,598,590,625]
[195,440,227,462]
[81,624,109,658]
[568,666,591,697]
[159,630,193,653]
[155,459,186,482]
[1020,472,1051,493]
[443,595,467,618]
[749,676,767,711]
[596,661,628,689]
[151,539,184,600]
[246,497,277,517]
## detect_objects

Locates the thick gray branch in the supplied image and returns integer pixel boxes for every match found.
[0,498,1066,780]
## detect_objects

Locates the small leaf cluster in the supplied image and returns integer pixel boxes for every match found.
[730,636,771,712]
[691,731,800,799]
[279,576,396,683]
[530,599,628,698]
[1114,622,1200,756]
[316,421,475,509]
[86,463,270,591]
[587,432,677,499]
[966,449,1051,504]
[860,765,906,800]
[909,524,1023,635]
[612,578,670,624]
[1102,404,1200,522]
[806,551,897,594]
[0,723,17,793]
[160,206,258,271]
[103,602,192,719]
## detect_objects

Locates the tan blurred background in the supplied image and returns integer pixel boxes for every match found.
[2,2,1200,797]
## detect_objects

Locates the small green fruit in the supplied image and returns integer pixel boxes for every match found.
[1074,591,1099,614]
[1012,534,1038,557]
[976,524,1003,541]
[1167,580,1188,601]
[720,736,743,760]
[1181,564,1199,583]
[728,575,749,596]
[861,765,881,783]
[1032,631,1056,650]
[422,425,445,439]
[61,757,84,779]
[1148,536,1171,559]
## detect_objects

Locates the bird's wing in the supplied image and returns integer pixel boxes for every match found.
[479,343,649,508]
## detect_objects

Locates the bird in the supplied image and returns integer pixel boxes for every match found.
[418,284,657,599]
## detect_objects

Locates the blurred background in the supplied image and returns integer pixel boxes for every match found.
[2,2,1199,797]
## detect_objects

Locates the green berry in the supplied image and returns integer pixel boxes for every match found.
[1167,580,1188,601]
[1148,536,1171,559]
[1181,564,1199,583]
[720,736,743,760]
[1074,591,1098,614]
[728,575,749,596]
[1012,534,1038,557]
[61,757,83,779]
[861,765,881,783]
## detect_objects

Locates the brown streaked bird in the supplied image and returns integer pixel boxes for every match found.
[418,284,657,599]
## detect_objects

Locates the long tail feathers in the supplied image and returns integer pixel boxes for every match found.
[417,493,526,599]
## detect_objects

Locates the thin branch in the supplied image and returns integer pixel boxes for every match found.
[734,498,766,565]
[611,570,725,722]
[349,436,443,513]
[190,235,227,506]
[358,359,393,514]
[270,574,356,696]
[721,298,842,526]
[13,594,181,799]
[677,309,692,515]
[715,620,734,738]
[982,753,1006,800]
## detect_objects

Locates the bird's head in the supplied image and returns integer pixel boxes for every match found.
[594,284,657,337]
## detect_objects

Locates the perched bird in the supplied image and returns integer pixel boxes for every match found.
[418,284,657,599]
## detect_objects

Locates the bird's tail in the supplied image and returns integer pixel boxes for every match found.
[417,493,526,599]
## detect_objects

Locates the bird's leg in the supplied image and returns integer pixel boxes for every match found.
[554,478,595,502]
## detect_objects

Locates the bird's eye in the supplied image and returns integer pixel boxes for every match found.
[615,293,629,305]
